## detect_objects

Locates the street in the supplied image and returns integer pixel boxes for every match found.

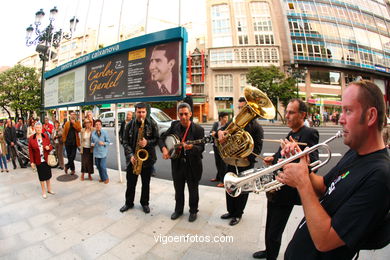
[76,124,347,187]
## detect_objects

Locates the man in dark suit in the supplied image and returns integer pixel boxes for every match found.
[159,102,205,222]
[146,44,178,96]
[253,98,319,260]
[210,111,229,186]
[218,97,264,226]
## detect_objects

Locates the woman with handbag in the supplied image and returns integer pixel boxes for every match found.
[52,120,64,170]
[28,122,54,199]
[80,119,95,181]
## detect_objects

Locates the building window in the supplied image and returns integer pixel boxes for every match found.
[240,74,251,93]
[215,74,233,93]
[255,34,275,45]
[310,71,341,85]
[211,4,232,47]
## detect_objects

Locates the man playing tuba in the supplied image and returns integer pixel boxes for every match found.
[120,103,159,214]
[218,97,264,226]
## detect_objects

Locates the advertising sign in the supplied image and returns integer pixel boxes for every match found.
[85,41,181,102]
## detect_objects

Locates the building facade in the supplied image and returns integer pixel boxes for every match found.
[206,0,390,120]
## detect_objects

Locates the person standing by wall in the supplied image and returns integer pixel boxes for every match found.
[52,120,64,170]
[91,120,110,184]
[62,112,81,175]
[0,126,8,172]
[4,119,26,169]
[80,119,95,181]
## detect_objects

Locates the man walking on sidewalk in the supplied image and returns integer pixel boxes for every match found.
[4,119,26,169]
[62,112,81,175]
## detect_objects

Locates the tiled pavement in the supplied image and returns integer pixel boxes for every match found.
[0,163,388,259]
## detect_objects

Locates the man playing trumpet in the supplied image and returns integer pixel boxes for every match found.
[253,98,319,260]
[279,81,389,259]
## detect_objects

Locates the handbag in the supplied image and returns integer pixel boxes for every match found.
[47,150,58,167]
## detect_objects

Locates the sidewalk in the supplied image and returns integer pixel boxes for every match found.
[0,163,388,259]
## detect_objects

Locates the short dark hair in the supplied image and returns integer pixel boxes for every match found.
[177,102,192,112]
[218,111,228,119]
[95,119,102,125]
[135,102,147,111]
[288,98,308,114]
[238,97,246,103]
[349,80,386,131]
[153,44,176,62]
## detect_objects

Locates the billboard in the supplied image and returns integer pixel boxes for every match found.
[44,27,187,109]
[85,41,181,102]
[45,66,86,107]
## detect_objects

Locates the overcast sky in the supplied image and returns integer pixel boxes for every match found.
[0,0,206,67]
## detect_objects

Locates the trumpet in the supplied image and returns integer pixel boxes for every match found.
[224,131,343,197]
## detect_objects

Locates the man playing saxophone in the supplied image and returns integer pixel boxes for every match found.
[218,97,264,226]
[120,103,159,214]
[253,98,319,260]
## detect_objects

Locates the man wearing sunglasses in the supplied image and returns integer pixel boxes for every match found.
[159,102,205,222]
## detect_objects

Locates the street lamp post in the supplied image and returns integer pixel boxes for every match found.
[25,7,79,122]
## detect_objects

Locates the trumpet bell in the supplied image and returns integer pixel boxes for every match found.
[224,172,242,197]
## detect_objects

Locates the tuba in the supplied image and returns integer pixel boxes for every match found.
[216,86,275,167]
[133,119,149,175]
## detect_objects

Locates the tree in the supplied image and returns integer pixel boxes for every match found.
[0,65,41,119]
[246,65,297,122]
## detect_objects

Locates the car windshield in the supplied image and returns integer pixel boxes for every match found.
[152,111,172,122]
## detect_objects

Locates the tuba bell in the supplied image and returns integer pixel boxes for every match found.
[216,86,275,167]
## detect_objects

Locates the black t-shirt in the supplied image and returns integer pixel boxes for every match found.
[285,148,390,260]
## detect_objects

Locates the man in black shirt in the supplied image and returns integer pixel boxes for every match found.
[218,97,264,226]
[159,102,205,222]
[4,119,26,169]
[120,103,158,214]
[62,112,81,175]
[253,99,319,260]
[279,81,389,259]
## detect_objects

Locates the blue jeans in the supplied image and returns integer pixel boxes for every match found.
[95,157,108,181]
[0,155,7,169]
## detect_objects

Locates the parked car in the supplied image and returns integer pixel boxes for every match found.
[98,107,173,137]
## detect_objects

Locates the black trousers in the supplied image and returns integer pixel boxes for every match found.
[65,145,77,171]
[125,165,152,206]
[225,164,252,218]
[173,167,199,214]
[265,201,294,260]
[213,146,227,181]
[8,145,24,169]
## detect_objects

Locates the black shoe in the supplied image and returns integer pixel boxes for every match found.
[253,250,267,259]
[220,213,232,219]
[142,205,150,214]
[229,217,241,226]
[171,212,183,220]
[119,204,134,213]
[21,166,27,168]
[188,213,197,222]
[64,166,69,174]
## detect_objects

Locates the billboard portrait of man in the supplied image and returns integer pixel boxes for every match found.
[145,41,181,96]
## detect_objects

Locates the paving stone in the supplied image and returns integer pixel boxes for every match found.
[10,243,53,260]
[44,229,85,255]
[71,231,120,259]
[0,220,31,238]
[19,226,55,244]
[110,231,156,259]
[28,212,57,228]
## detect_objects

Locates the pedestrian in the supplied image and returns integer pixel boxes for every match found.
[83,111,96,127]
[120,103,158,214]
[383,121,390,149]
[62,112,81,175]
[253,98,319,260]
[0,126,9,172]
[91,119,110,183]
[28,122,55,199]
[15,118,27,139]
[43,117,54,138]
[52,120,64,170]
[160,102,205,222]
[4,118,26,169]
[80,119,95,181]
[210,111,228,187]
[218,97,264,226]
[27,118,36,139]
[281,81,389,259]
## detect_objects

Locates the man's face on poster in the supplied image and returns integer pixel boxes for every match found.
[149,49,175,83]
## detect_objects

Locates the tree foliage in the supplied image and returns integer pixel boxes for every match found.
[246,65,297,121]
[0,65,41,119]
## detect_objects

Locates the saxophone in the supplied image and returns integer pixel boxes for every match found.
[133,119,149,175]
